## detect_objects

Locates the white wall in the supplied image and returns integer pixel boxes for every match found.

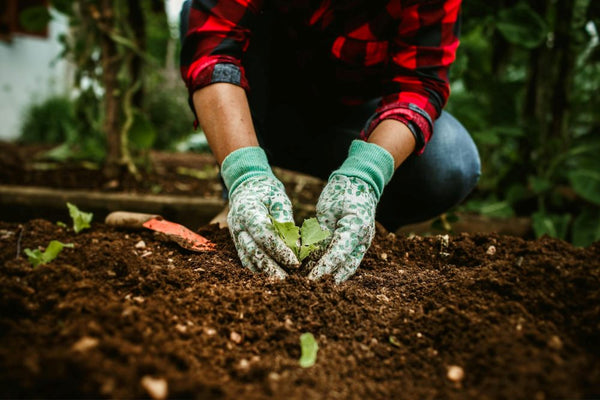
[0,10,70,141]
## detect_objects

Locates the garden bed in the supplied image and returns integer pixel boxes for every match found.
[0,218,598,399]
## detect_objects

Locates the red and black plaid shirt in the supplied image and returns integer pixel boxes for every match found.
[180,0,461,152]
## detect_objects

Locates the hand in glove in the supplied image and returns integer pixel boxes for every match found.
[221,147,299,279]
[308,140,394,283]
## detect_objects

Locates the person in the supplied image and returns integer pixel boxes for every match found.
[179,0,480,283]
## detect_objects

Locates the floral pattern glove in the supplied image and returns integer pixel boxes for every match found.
[308,140,395,283]
[222,147,299,279]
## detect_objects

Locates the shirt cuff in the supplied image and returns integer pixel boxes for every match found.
[184,56,250,128]
[360,102,434,155]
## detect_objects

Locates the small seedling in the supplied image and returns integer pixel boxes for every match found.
[298,332,319,368]
[270,217,330,261]
[24,240,74,267]
[67,202,93,233]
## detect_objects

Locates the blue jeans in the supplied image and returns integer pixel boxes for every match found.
[180,1,481,231]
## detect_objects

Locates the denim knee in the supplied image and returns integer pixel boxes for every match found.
[376,112,480,231]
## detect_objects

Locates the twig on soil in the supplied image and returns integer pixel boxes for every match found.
[16,225,24,259]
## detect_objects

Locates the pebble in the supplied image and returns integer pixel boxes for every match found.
[380,252,388,260]
[175,324,188,334]
[205,327,216,336]
[141,376,168,400]
[230,331,243,344]
[134,240,146,249]
[447,365,465,382]
[548,335,563,350]
[268,372,281,381]
[237,359,250,371]
[284,318,294,329]
[71,336,99,352]
[486,245,497,255]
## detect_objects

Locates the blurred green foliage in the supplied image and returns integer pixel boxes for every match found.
[19,1,194,166]
[448,0,600,245]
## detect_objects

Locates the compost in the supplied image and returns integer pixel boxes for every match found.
[1,218,599,399]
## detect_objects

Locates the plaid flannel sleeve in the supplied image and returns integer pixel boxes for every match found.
[361,0,461,154]
[179,0,263,115]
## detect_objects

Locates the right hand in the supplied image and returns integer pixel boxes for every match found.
[227,175,299,278]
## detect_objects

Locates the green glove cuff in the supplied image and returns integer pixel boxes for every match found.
[331,140,395,200]
[221,146,274,195]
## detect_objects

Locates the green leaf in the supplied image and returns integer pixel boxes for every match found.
[19,6,51,32]
[300,218,330,246]
[299,333,319,368]
[298,244,317,262]
[270,216,300,255]
[297,218,330,261]
[67,202,93,233]
[24,240,74,267]
[496,2,548,49]
[529,176,552,195]
[568,168,600,206]
[572,207,600,247]
[532,212,570,240]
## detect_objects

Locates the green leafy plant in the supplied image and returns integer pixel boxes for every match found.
[67,203,93,233]
[298,332,319,368]
[270,217,330,262]
[24,241,74,267]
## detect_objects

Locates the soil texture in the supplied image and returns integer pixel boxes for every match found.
[0,219,599,399]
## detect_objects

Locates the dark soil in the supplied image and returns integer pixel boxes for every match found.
[0,141,322,201]
[1,218,599,399]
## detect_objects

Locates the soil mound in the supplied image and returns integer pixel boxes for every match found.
[1,220,599,399]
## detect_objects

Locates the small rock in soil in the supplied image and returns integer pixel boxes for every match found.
[486,245,497,255]
[135,240,146,249]
[237,359,250,371]
[548,336,563,350]
[204,327,216,336]
[71,336,99,352]
[447,365,465,382]
[230,331,243,344]
[141,376,168,400]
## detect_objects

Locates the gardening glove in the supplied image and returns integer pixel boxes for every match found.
[221,146,299,279]
[308,140,394,283]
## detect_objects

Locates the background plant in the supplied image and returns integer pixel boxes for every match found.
[19,1,193,177]
[448,0,600,245]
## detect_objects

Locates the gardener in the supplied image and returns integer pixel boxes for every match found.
[179,0,480,283]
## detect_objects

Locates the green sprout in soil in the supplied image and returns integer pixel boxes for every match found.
[298,332,319,368]
[270,217,330,262]
[24,240,74,267]
[67,202,93,233]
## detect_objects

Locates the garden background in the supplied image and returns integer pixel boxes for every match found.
[2,0,599,245]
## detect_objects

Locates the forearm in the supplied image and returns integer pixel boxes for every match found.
[192,83,259,165]
[367,119,416,169]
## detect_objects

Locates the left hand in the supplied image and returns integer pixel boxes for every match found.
[308,174,378,283]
